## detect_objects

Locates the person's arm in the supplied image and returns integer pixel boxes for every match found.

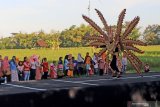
[84,56,87,64]
[81,56,84,62]
[47,63,49,70]
[24,62,30,68]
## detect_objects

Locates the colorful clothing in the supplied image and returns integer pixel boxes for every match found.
[50,63,57,79]
[122,57,127,73]
[0,60,3,77]
[57,64,64,78]
[23,62,30,71]
[67,70,73,77]
[17,65,24,81]
[117,58,122,72]
[64,59,69,70]
[2,57,10,72]
[42,62,49,72]
[99,59,105,76]
[10,60,18,82]
[11,70,19,82]
[35,61,42,80]
[42,62,49,79]
[67,62,74,77]
[23,62,30,81]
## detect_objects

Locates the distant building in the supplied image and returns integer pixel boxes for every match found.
[11,33,19,35]
[36,40,47,48]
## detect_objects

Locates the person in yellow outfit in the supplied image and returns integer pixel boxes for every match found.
[67,59,74,77]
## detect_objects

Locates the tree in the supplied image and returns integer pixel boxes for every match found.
[124,21,141,40]
[143,32,157,45]
[143,24,160,45]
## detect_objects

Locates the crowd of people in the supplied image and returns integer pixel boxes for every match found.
[0,52,129,83]
[0,52,149,83]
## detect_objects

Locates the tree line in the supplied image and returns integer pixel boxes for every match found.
[0,24,159,49]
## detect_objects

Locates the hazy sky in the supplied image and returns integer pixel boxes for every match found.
[0,0,160,37]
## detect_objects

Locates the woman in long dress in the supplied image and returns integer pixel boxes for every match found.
[0,55,3,78]
[35,57,42,80]
[50,62,57,79]
[2,56,11,82]
[9,56,19,82]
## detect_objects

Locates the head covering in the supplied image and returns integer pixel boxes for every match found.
[4,56,8,61]
[77,53,84,62]
[3,56,9,70]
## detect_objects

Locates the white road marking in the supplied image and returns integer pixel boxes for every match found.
[53,79,99,86]
[75,74,160,83]
[2,83,46,91]
[1,74,160,90]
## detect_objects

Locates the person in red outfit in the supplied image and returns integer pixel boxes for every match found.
[41,58,49,79]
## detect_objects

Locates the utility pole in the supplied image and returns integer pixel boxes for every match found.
[88,0,91,18]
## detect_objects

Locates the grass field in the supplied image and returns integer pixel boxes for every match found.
[0,45,160,73]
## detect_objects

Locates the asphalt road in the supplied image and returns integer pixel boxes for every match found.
[0,72,160,96]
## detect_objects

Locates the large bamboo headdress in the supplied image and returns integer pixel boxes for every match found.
[82,9,146,74]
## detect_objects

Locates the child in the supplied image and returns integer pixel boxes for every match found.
[122,53,127,74]
[108,60,112,74]
[50,61,57,79]
[117,57,122,74]
[144,63,150,73]
[98,58,105,76]
[17,61,24,81]
[41,58,49,79]
[89,64,94,75]
[57,57,64,78]
[67,59,74,78]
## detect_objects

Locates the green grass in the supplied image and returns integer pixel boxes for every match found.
[0,46,160,73]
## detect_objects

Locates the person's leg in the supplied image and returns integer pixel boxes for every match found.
[79,67,83,75]
[65,70,68,76]
[122,65,124,74]
[115,67,121,78]
[86,69,89,76]
[30,69,32,80]
[99,69,103,76]
[27,71,30,81]
[86,64,89,76]
[30,69,34,80]
[43,72,46,79]
[124,65,127,73]
[71,70,73,77]
[25,71,29,81]
[94,68,98,75]
[44,72,48,79]
[32,69,36,80]
[24,71,27,81]
[6,75,11,82]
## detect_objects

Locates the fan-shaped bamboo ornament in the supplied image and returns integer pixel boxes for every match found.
[82,9,146,75]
